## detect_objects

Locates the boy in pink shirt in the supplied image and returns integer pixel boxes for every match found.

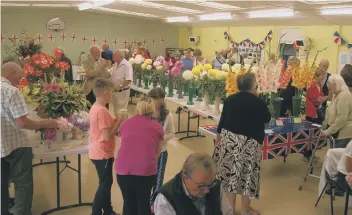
[89,78,126,215]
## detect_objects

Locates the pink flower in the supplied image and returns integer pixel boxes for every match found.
[31,54,41,64]
[43,84,61,93]
[44,128,57,141]
[23,63,35,76]
[53,48,62,59]
[59,61,70,71]
[34,70,44,77]
[170,67,181,77]
[174,61,184,70]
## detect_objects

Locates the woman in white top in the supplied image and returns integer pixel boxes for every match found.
[148,88,176,208]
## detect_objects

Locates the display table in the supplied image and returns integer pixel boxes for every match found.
[199,119,327,161]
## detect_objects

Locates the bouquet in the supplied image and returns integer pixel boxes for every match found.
[42,117,73,142]
[225,64,252,96]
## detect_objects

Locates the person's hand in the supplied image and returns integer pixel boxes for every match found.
[116,112,128,121]
[100,59,107,68]
[114,86,122,92]
[321,130,329,137]
[346,173,352,188]
[286,110,292,117]
[215,134,221,146]
[317,96,326,103]
[47,119,59,129]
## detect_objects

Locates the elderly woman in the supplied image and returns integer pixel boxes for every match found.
[214,72,271,215]
[322,74,352,148]
[341,64,352,93]
[115,97,164,215]
[212,50,226,70]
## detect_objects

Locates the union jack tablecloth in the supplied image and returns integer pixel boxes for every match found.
[200,120,327,160]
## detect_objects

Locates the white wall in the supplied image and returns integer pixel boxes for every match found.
[1,8,179,63]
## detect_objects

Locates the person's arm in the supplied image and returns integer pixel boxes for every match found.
[154,193,176,215]
[99,110,124,141]
[216,99,228,144]
[307,85,322,106]
[83,59,106,78]
[220,187,235,215]
[346,157,352,173]
[164,114,175,143]
[325,92,350,135]
[10,90,58,130]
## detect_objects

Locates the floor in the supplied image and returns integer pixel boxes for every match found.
[13,99,350,215]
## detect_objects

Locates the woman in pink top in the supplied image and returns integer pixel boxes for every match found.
[115,97,164,215]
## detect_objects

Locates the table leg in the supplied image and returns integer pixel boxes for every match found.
[344,188,350,215]
[56,157,60,207]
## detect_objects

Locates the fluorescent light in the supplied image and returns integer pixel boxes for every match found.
[321,7,352,15]
[32,4,71,7]
[191,1,241,10]
[248,9,295,18]
[1,3,31,7]
[301,0,351,4]
[94,7,159,18]
[166,16,190,23]
[119,1,203,14]
[93,0,115,7]
[199,12,232,21]
[78,2,93,10]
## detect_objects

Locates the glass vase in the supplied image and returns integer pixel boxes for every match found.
[137,73,142,88]
[202,92,210,110]
[143,75,149,89]
[177,80,183,99]
[196,91,203,102]
[187,86,194,105]
[161,79,167,91]
[152,79,158,88]
[270,98,282,120]
[292,96,302,118]
[167,79,174,97]
[183,81,189,96]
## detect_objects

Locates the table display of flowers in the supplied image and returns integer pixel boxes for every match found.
[141,58,153,89]
[129,54,144,87]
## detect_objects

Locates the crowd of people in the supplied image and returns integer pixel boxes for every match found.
[1,42,352,215]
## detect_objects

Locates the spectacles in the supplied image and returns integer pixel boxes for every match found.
[184,173,218,191]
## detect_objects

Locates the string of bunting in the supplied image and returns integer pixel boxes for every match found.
[333,31,352,52]
[224,30,272,50]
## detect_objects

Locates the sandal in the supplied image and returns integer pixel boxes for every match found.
[242,207,261,215]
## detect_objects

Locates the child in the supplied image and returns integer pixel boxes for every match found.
[89,78,126,215]
[148,88,175,210]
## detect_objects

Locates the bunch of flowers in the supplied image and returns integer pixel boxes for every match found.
[70,111,90,131]
[129,54,144,77]
[141,58,153,75]
[226,64,252,96]
[182,70,194,81]
[21,81,43,104]
[42,117,74,142]
[279,63,295,89]
[169,61,183,78]
[256,62,281,94]
[4,30,42,58]
[163,56,177,70]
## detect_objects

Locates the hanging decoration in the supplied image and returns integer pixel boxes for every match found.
[264,30,273,42]
[61,32,66,41]
[348,44,352,50]
[113,39,118,46]
[143,39,147,46]
[82,35,87,43]
[103,38,107,43]
[123,39,128,48]
[333,31,346,46]
[36,34,42,43]
[48,34,54,42]
[92,37,98,45]
[71,33,77,42]
[223,31,268,50]
[161,37,166,43]
[11,34,19,42]
[257,41,264,49]
[152,38,156,44]
[1,34,4,42]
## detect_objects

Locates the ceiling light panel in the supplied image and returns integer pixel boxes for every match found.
[166,16,190,23]
[118,1,203,14]
[95,7,159,17]
[248,9,295,18]
[179,1,242,10]
[199,12,233,21]
[32,4,72,7]
[321,7,352,15]
[300,0,351,4]
[1,3,31,6]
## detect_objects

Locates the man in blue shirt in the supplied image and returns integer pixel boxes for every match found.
[101,43,114,66]
[181,48,194,72]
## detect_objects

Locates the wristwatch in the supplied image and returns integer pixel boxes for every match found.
[119,84,123,89]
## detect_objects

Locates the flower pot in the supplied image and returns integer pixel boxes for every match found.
[167,79,174,97]
[143,76,149,89]
[202,92,210,110]
[137,73,142,88]
[177,80,183,99]
[187,86,194,105]
[213,96,221,115]
[292,96,302,118]
[183,81,189,96]
[196,91,203,102]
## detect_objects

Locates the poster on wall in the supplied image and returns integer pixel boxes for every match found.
[165,48,183,58]
[338,52,352,74]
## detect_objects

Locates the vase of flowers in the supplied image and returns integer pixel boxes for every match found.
[196,91,203,102]
[137,73,142,87]
[183,81,189,96]
[213,96,221,115]
[133,73,138,85]
[167,79,174,97]
[161,78,167,91]
[292,96,302,118]
[187,86,194,105]
[143,75,149,89]
[202,92,210,110]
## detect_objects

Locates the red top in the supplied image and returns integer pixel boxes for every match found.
[306,81,324,118]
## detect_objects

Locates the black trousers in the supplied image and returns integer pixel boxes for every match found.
[91,158,114,215]
[117,175,156,215]
[86,90,109,110]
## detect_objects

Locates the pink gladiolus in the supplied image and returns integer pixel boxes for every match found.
[170,67,181,77]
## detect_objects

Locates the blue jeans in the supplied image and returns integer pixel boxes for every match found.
[1,147,33,215]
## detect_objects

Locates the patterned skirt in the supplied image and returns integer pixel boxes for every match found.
[213,129,261,200]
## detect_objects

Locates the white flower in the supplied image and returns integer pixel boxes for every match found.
[182,70,194,80]
[225,59,230,63]
[153,61,161,67]
[146,65,152,70]
[232,64,241,71]
[221,63,230,72]
[129,58,135,65]
[134,55,144,64]
[244,64,251,71]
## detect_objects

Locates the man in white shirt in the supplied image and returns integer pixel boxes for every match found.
[154,153,233,215]
[1,62,59,215]
[110,50,133,116]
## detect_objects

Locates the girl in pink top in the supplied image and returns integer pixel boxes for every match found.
[115,97,164,215]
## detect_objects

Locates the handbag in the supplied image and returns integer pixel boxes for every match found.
[306,95,326,121]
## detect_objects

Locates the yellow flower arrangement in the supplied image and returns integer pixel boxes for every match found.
[226,64,251,96]
[32,87,41,96]
[192,65,202,76]
[204,64,212,71]
[208,69,218,78]
[141,63,147,70]
[144,59,153,65]
[215,70,227,81]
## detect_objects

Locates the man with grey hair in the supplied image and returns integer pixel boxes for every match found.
[1,62,59,215]
[154,153,233,215]
[318,59,331,107]
[110,50,133,116]
[57,47,73,84]
[82,45,110,108]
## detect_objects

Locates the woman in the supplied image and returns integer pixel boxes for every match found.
[322,74,352,148]
[115,97,164,215]
[227,47,243,65]
[193,48,207,66]
[213,72,271,215]
[341,64,352,93]
[212,50,226,70]
[147,88,176,209]
[302,68,327,161]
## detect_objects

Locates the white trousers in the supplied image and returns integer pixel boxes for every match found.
[112,89,130,115]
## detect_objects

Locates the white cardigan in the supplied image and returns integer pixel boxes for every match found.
[162,113,176,152]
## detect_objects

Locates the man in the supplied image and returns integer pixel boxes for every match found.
[110,50,133,116]
[1,62,59,215]
[181,49,194,72]
[82,45,110,108]
[318,59,332,106]
[58,47,73,84]
[154,153,233,215]
[227,47,243,65]
[101,43,114,66]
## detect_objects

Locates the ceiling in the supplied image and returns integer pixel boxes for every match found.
[2,0,352,26]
